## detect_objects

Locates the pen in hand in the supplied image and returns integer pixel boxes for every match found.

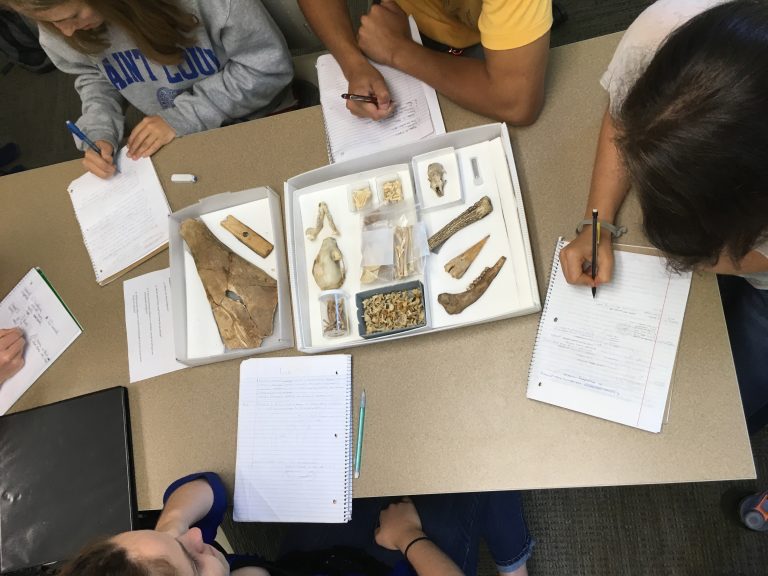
[65,120,119,174]
[341,93,379,105]
[591,208,599,298]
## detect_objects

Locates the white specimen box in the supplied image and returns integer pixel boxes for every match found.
[169,187,293,366]
[284,123,541,354]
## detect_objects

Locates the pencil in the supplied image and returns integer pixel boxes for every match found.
[591,209,598,298]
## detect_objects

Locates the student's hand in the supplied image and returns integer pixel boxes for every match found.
[127,116,176,160]
[83,140,117,179]
[560,228,615,287]
[375,497,425,552]
[344,60,395,120]
[359,0,414,68]
[0,328,25,384]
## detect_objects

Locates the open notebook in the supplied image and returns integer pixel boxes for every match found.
[527,239,692,433]
[233,355,353,522]
[67,149,170,285]
[316,18,445,163]
[0,268,82,414]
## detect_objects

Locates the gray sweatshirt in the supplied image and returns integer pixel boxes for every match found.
[39,0,293,151]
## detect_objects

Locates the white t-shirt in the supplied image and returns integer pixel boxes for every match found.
[601,0,768,288]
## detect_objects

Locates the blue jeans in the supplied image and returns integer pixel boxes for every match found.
[280,491,534,575]
[718,275,768,434]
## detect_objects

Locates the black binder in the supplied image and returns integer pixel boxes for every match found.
[0,387,136,573]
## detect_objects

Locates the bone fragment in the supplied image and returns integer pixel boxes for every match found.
[180,219,278,349]
[220,215,273,258]
[393,226,414,279]
[352,186,372,211]
[437,255,506,315]
[312,237,346,290]
[305,201,339,241]
[427,162,446,197]
[427,196,493,253]
[444,235,490,279]
[360,265,381,284]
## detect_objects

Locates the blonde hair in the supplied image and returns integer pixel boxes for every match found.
[2,0,199,65]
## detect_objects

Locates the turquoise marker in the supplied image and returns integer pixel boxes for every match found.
[354,389,366,479]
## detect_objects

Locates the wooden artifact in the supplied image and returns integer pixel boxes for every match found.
[180,219,278,349]
[428,196,493,253]
[444,235,489,279]
[312,237,346,290]
[305,201,339,241]
[220,215,273,258]
[438,256,506,315]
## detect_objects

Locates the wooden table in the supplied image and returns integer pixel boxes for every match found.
[0,33,754,511]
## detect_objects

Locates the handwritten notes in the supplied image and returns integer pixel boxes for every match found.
[68,149,170,285]
[527,240,692,433]
[316,18,444,163]
[233,355,352,523]
[0,269,82,414]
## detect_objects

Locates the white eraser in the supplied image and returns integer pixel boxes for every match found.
[171,173,197,183]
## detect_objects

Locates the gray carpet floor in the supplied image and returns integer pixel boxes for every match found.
[3,1,767,574]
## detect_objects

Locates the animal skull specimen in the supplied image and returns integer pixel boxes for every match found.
[312,237,346,290]
[427,162,446,197]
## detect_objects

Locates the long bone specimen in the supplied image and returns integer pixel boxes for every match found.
[444,235,489,279]
[437,256,506,315]
[427,196,493,253]
[180,219,278,349]
[305,201,339,241]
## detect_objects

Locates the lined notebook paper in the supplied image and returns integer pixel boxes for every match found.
[0,268,82,414]
[316,18,445,163]
[234,355,353,522]
[527,239,692,433]
[68,149,170,285]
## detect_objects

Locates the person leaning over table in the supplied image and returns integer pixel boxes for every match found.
[58,472,534,576]
[0,327,25,384]
[297,0,552,125]
[0,0,293,179]
[558,0,768,434]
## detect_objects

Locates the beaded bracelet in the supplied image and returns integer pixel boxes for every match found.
[576,219,628,238]
[404,535,430,561]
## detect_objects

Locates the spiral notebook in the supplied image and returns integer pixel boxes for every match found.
[233,355,353,523]
[67,149,170,285]
[526,239,692,433]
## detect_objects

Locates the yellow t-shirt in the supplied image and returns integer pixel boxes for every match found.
[395,0,552,50]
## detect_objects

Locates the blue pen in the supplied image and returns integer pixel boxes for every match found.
[65,120,119,173]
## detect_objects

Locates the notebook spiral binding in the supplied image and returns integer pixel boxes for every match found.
[527,238,566,387]
[343,355,353,521]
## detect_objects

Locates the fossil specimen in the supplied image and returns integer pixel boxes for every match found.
[220,215,273,258]
[427,162,446,196]
[444,235,489,279]
[393,226,415,279]
[323,297,347,337]
[180,219,277,349]
[312,237,346,290]
[437,255,506,315]
[428,196,493,253]
[305,201,339,241]
[381,179,403,204]
[360,265,382,284]
[361,287,425,335]
[351,186,373,211]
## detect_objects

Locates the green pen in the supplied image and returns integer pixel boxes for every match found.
[354,389,366,479]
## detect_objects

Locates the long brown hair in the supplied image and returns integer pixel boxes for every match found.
[58,539,178,576]
[2,0,199,65]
